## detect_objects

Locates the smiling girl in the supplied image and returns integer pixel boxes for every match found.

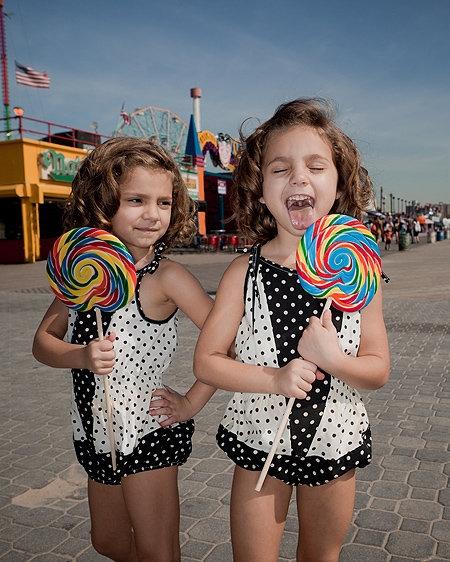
[33,137,215,562]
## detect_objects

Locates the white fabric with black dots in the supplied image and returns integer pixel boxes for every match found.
[68,299,177,455]
[221,262,292,455]
[217,251,372,486]
[65,255,194,485]
[308,312,367,459]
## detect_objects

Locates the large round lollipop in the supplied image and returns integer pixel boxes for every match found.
[296,214,381,311]
[255,213,382,492]
[47,227,137,471]
[47,227,137,312]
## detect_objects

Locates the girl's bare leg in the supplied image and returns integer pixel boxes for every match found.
[296,469,356,562]
[231,466,293,562]
[88,478,137,562]
[121,466,181,562]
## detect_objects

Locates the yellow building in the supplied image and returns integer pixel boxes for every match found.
[0,137,87,263]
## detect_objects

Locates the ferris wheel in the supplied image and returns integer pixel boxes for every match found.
[113,106,189,158]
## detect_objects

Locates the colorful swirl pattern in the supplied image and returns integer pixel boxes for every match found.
[47,227,137,312]
[296,214,381,312]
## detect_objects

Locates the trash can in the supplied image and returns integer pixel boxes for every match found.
[399,232,411,251]
[427,231,436,243]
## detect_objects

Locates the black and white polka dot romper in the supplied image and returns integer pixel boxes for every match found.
[67,250,194,485]
[217,245,372,486]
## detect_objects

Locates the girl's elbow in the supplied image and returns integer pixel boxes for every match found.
[372,366,390,389]
[32,336,42,362]
[32,333,51,365]
[193,353,208,383]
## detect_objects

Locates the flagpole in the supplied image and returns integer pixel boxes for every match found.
[0,0,11,137]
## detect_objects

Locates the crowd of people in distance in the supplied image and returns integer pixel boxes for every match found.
[365,212,425,250]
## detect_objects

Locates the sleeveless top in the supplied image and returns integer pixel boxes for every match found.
[217,246,372,486]
[67,247,194,484]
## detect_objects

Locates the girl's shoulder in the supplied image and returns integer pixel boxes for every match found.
[148,257,207,296]
[216,253,249,294]
[141,257,190,287]
[156,257,186,275]
[226,252,251,275]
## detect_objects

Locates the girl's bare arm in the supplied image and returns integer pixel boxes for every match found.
[156,261,216,415]
[193,255,316,398]
[161,260,214,329]
[32,298,116,375]
[32,298,87,369]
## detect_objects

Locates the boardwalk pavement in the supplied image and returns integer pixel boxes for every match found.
[0,239,449,561]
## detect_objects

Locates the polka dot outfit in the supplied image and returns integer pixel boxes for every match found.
[217,246,371,486]
[67,250,194,485]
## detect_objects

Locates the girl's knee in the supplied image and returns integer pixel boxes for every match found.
[134,531,180,562]
[91,529,133,560]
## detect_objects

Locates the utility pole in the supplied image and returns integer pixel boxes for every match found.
[379,186,383,212]
[0,0,10,137]
[390,193,393,214]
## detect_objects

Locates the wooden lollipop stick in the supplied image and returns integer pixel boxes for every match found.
[255,297,332,492]
[95,308,117,472]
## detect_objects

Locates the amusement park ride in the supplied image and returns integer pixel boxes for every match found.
[114,105,189,159]
[113,97,239,173]
[113,88,240,238]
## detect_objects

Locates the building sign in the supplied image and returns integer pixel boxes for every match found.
[39,150,82,183]
[180,168,199,201]
[217,179,227,195]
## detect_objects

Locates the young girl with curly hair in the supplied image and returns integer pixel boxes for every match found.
[194,99,390,562]
[33,137,215,561]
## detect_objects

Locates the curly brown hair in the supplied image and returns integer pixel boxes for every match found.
[64,137,196,251]
[233,98,374,244]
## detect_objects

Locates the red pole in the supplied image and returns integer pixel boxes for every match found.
[0,0,11,136]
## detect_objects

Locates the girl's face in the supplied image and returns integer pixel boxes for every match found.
[262,125,339,238]
[110,166,173,261]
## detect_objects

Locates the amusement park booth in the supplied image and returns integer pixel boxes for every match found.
[0,108,236,263]
[0,114,207,263]
[0,116,98,263]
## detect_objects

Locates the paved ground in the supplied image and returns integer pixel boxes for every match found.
[1,237,449,561]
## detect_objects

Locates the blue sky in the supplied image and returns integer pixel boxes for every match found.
[4,0,450,203]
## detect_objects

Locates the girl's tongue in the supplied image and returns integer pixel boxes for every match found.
[286,196,314,230]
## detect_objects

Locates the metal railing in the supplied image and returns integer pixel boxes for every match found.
[0,115,109,148]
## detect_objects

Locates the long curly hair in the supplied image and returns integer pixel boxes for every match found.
[233,98,374,244]
[64,137,196,251]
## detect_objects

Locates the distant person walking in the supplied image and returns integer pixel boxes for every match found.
[384,221,393,250]
[371,218,382,243]
[413,219,421,243]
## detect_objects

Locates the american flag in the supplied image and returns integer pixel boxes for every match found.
[15,61,50,89]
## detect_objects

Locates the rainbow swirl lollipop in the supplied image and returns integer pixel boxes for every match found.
[296,214,381,312]
[47,227,137,312]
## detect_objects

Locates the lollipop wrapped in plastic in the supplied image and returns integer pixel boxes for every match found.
[47,227,137,471]
[255,214,382,492]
